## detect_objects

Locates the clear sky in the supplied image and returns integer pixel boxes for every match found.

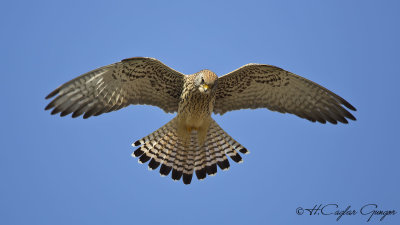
[1,0,399,224]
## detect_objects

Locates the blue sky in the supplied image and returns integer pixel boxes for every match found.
[1,0,399,224]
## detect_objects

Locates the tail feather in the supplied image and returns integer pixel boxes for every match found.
[194,141,207,180]
[162,131,180,179]
[182,151,194,184]
[147,136,170,170]
[158,131,176,176]
[159,163,172,176]
[148,158,160,170]
[139,153,151,164]
[133,118,175,147]
[171,145,185,181]
[132,117,249,184]
[171,167,183,181]
[182,135,198,184]
[205,141,218,176]
[159,130,177,167]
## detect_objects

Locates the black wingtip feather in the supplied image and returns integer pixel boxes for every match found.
[45,88,60,99]
[339,117,349,124]
[83,107,100,119]
[342,101,357,111]
[71,104,87,118]
[60,110,71,117]
[45,102,55,111]
[83,112,92,119]
[346,112,357,121]
[94,110,106,116]
[327,118,338,125]
[50,108,60,115]
[133,140,141,146]
[71,111,81,118]
[71,111,83,118]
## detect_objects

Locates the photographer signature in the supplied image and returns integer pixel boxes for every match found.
[296,204,397,222]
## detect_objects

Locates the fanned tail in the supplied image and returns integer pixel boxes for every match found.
[132,117,249,184]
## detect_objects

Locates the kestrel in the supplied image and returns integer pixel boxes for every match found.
[45,57,356,184]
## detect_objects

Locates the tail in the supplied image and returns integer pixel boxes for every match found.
[131,117,249,184]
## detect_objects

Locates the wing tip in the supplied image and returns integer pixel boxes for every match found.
[347,113,357,121]
[45,88,60,100]
[44,103,53,111]
[342,101,357,111]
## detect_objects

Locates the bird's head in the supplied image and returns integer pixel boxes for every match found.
[196,70,218,94]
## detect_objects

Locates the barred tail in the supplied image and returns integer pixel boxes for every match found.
[132,117,249,184]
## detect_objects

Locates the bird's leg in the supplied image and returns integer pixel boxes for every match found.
[186,127,193,133]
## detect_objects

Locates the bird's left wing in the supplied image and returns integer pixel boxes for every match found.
[45,57,185,118]
[214,64,356,124]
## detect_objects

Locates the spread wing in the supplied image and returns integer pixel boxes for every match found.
[45,57,185,118]
[214,64,356,124]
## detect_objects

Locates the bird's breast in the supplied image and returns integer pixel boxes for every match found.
[177,90,215,130]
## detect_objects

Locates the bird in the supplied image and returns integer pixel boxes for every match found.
[45,57,356,184]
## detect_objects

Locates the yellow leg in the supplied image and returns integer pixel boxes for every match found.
[186,126,192,133]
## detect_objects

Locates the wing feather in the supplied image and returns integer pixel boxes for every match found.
[45,57,185,118]
[214,64,356,124]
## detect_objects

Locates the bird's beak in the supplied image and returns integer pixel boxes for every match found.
[202,84,209,91]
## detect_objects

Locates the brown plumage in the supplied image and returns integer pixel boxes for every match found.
[45,57,356,184]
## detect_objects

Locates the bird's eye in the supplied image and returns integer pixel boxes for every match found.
[201,78,205,84]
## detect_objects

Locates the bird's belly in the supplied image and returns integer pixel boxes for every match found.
[177,110,211,145]
[184,112,208,129]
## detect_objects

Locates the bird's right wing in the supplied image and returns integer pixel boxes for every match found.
[214,64,356,124]
[45,57,185,118]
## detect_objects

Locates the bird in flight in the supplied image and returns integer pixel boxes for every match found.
[45,57,356,184]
